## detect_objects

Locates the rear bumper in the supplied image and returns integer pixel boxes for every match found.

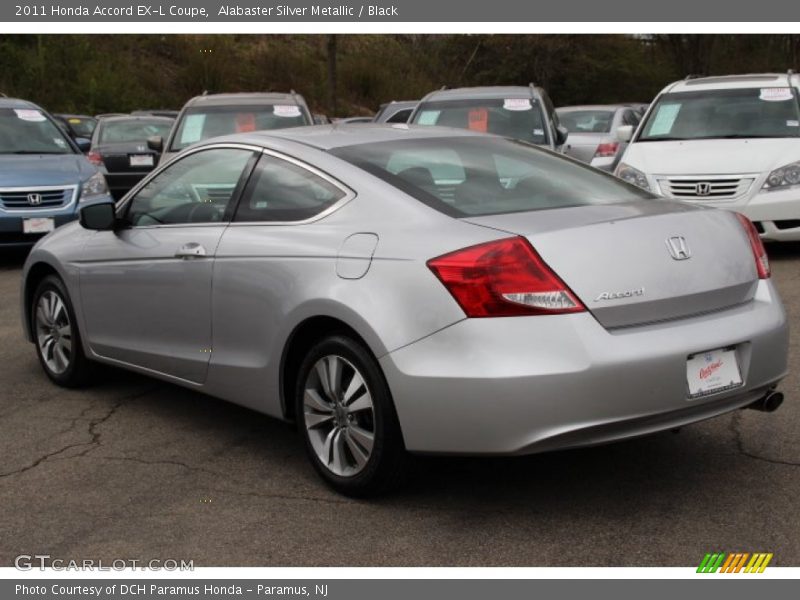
[380,280,788,455]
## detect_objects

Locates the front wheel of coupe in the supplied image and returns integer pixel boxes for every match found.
[295,334,409,496]
[31,275,92,388]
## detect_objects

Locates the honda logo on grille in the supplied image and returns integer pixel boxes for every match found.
[666,236,692,260]
[695,182,712,196]
[27,193,42,206]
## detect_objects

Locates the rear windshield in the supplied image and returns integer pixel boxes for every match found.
[65,117,96,137]
[332,136,651,217]
[557,110,615,133]
[98,119,173,144]
[171,104,310,151]
[0,108,74,155]
[411,98,550,145]
[638,87,800,141]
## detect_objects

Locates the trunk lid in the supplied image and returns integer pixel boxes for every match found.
[563,132,606,163]
[463,201,758,328]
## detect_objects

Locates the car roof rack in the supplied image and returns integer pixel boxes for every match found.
[684,74,704,80]
[788,69,795,86]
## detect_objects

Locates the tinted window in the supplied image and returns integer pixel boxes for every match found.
[639,88,800,141]
[412,98,549,145]
[126,148,253,226]
[171,104,310,151]
[386,108,413,123]
[234,155,346,222]
[97,119,173,144]
[333,137,651,218]
[0,108,74,154]
[622,110,640,127]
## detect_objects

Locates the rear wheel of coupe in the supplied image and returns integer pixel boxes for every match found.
[295,334,408,496]
[31,275,92,387]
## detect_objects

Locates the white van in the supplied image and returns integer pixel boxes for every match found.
[615,73,800,241]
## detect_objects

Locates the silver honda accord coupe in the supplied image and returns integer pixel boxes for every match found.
[20,124,789,495]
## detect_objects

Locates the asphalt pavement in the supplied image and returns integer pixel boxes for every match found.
[0,244,798,567]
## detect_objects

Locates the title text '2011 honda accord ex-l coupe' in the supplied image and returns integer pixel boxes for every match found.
[21,125,789,495]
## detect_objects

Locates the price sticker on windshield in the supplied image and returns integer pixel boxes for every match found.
[274,105,301,118]
[503,98,532,111]
[759,87,794,102]
[14,109,46,122]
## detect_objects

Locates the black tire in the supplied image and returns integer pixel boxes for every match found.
[295,334,409,497]
[31,275,93,388]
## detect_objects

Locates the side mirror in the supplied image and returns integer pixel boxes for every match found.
[147,135,163,152]
[74,137,91,153]
[79,203,117,231]
[555,125,569,146]
[616,125,634,143]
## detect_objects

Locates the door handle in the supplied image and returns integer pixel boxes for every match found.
[175,242,207,259]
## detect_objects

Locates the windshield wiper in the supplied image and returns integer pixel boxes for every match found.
[637,137,688,142]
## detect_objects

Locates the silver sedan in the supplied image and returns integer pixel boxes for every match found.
[21,125,789,495]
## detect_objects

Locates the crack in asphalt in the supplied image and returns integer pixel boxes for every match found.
[730,412,800,467]
[0,387,159,480]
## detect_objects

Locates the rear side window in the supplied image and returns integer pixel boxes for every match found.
[234,155,346,222]
[333,136,651,218]
[412,98,549,145]
[386,108,413,123]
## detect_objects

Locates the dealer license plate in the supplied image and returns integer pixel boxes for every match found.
[22,218,55,234]
[129,154,154,167]
[687,348,743,398]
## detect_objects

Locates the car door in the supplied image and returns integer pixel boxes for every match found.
[79,145,257,383]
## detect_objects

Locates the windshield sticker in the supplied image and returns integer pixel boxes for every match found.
[533,128,545,136]
[468,108,489,132]
[68,118,81,124]
[53,138,66,147]
[417,110,440,125]
[788,120,800,127]
[648,103,681,136]
[180,114,206,144]
[235,112,256,132]
[503,98,532,111]
[14,109,46,122]
[760,88,794,102]
[274,105,301,118]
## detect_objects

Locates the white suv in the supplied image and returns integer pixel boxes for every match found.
[615,73,800,241]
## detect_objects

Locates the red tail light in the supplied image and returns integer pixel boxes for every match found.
[594,142,619,158]
[86,151,104,167]
[735,213,770,279]
[427,237,586,317]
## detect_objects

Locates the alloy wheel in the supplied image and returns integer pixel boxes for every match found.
[303,354,375,477]
[35,290,73,375]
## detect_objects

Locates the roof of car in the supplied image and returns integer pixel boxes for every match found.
[98,115,175,124]
[666,73,799,93]
[556,104,632,112]
[0,97,43,110]
[183,92,305,108]
[214,123,489,151]
[420,86,542,102]
[55,113,95,120]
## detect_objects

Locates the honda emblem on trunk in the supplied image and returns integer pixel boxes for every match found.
[666,236,692,260]
[695,182,711,196]
[27,193,42,206]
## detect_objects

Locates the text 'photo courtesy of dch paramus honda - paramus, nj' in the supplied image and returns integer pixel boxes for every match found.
[15,73,793,494]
